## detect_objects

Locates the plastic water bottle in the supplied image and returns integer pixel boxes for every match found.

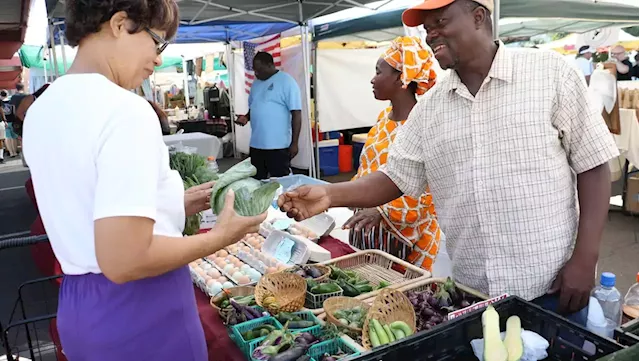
[207,156,218,174]
[590,272,623,336]
[623,273,639,322]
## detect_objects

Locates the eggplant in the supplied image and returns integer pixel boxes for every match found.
[306,266,324,279]
[267,345,307,361]
[296,332,317,344]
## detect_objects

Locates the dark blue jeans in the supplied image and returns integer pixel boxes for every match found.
[532,293,589,327]
[532,293,590,348]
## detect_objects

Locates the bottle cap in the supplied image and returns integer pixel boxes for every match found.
[207,156,215,161]
[600,272,616,287]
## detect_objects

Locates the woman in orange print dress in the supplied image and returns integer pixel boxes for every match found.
[344,36,441,271]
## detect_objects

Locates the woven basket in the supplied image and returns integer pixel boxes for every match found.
[255,273,306,313]
[284,264,332,282]
[361,289,416,350]
[210,285,255,312]
[323,296,370,333]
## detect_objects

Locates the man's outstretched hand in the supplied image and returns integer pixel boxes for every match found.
[277,185,331,221]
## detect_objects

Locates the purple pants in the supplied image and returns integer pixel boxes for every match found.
[57,266,207,361]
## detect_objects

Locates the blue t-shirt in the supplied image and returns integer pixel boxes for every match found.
[249,71,302,150]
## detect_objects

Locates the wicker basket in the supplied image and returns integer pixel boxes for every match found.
[361,289,416,350]
[323,297,370,333]
[255,273,306,313]
[210,285,256,312]
[283,264,332,282]
[318,250,430,301]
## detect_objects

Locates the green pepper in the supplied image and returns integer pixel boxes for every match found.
[355,279,370,286]
[354,284,373,293]
[329,266,347,280]
[338,280,361,297]
[310,282,342,294]
[219,299,230,309]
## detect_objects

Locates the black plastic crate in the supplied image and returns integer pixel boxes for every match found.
[615,319,639,346]
[349,296,623,361]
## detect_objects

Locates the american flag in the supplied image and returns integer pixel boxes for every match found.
[243,34,282,94]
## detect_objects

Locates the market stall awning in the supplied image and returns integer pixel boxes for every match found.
[314,0,640,41]
[0,0,31,59]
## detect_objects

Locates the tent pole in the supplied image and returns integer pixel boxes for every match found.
[312,40,321,180]
[48,22,60,78]
[226,42,239,159]
[298,1,315,178]
[58,25,68,73]
[492,0,500,39]
[182,56,190,108]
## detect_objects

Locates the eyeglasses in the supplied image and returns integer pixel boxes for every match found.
[145,28,169,55]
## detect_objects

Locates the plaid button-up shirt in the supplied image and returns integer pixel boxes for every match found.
[382,43,619,300]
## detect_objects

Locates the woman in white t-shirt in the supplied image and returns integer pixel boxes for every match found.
[575,45,595,84]
[22,1,266,360]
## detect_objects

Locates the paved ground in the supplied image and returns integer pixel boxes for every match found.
[0,159,637,360]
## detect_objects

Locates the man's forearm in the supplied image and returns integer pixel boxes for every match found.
[291,110,302,146]
[327,171,402,209]
[616,62,630,74]
[573,163,610,263]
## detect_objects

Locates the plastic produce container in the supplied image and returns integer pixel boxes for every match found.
[308,338,361,360]
[348,296,624,361]
[231,317,283,358]
[273,175,328,192]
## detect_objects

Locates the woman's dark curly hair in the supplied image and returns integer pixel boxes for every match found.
[65,0,179,47]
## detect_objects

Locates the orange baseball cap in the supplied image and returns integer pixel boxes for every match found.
[402,0,494,27]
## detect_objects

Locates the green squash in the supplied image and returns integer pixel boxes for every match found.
[483,305,508,361]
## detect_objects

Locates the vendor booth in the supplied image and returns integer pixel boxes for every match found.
[2,1,637,361]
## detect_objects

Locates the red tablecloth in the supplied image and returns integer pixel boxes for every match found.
[25,177,356,361]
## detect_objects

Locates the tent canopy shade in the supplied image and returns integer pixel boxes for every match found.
[45,0,383,26]
[50,20,297,44]
[313,0,640,41]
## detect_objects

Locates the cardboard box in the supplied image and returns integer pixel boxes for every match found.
[625,175,638,214]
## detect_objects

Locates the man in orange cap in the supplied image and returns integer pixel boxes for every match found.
[278,0,619,326]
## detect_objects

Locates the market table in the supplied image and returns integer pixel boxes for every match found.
[193,236,355,361]
[25,177,358,361]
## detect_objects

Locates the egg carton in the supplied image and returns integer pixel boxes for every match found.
[203,256,261,286]
[188,262,232,297]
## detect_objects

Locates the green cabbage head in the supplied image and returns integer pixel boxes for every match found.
[210,158,280,216]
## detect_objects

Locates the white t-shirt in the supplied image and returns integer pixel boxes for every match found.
[575,57,593,77]
[23,74,185,275]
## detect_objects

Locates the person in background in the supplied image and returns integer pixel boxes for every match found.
[611,45,633,81]
[575,45,594,84]
[344,36,441,272]
[148,100,171,135]
[632,52,639,79]
[235,51,302,179]
[2,88,21,158]
[0,113,5,164]
[22,0,266,360]
[278,0,618,325]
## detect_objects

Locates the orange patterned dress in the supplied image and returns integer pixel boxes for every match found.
[349,107,441,271]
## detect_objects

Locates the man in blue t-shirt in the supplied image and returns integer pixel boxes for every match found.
[236,52,302,179]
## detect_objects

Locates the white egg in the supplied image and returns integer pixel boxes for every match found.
[200,263,212,270]
[222,282,234,289]
[208,283,223,296]
[249,272,261,282]
[232,271,244,280]
[240,264,252,272]
[223,264,235,273]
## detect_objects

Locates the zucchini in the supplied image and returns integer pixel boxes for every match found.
[390,321,413,337]
[504,316,524,361]
[383,324,396,342]
[369,323,381,348]
[371,319,389,345]
[482,305,508,361]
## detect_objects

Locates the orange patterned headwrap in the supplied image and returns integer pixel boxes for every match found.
[382,36,437,95]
